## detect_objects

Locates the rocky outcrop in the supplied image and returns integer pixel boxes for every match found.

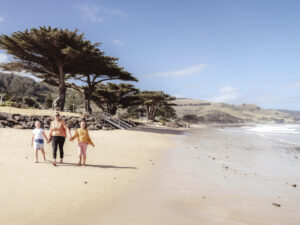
[0,113,137,130]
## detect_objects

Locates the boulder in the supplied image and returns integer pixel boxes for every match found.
[7,119,18,125]
[14,125,24,129]
[0,120,8,126]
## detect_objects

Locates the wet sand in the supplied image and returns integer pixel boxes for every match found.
[1,127,300,225]
[92,127,300,225]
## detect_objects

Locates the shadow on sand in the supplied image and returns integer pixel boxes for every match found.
[55,162,137,169]
[130,126,185,135]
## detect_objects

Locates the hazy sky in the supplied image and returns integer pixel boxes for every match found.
[0,0,300,110]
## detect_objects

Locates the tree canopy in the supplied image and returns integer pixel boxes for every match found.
[0,26,94,111]
[134,91,176,121]
[91,82,139,115]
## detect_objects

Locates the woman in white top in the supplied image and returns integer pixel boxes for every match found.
[31,121,49,163]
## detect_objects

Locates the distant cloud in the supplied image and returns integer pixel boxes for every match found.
[0,53,9,63]
[209,85,240,103]
[173,94,186,98]
[75,3,104,22]
[145,64,207,78]
[113,39,125,47]
[288,82,300,88]
[0,16,4,22]
[75,3,128,23]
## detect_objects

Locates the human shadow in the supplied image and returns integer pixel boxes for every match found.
[130,126,185,135]
[56,162,137,169]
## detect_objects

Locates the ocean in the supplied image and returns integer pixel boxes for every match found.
[234,124,300,146]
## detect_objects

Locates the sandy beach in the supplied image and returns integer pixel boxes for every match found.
[0,127,176,225]
[1,126,300,225]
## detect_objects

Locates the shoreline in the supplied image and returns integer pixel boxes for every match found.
[86,127,300,225]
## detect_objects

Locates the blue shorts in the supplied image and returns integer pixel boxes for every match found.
[34,139,44,150]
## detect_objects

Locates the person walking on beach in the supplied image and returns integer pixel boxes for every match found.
[31,121,48,163]
[70,121,95,166]
[48,112,71,166]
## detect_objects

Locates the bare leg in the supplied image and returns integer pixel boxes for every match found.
[83,154,86,166]
[35,149,38,163]
[82,143,87,166]
[41,149,46,161]
[60,158,63,163]
[78,155,82,165]
[53,159,57,166]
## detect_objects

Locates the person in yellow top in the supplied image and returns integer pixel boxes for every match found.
[70,121,95,166]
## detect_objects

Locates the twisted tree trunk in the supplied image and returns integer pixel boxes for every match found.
[58,65,66,111]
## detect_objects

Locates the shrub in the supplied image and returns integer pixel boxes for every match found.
[23,97,40,108]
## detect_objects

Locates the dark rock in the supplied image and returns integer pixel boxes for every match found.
[14,116,21,121]
[272,203,281,207]
[13,125,24,129]
[88,125,98,130]
[0,120,8,126]
[292,184,297,188]
[0,114,7,120]
[0,113,135,130]
[7,119,18,125]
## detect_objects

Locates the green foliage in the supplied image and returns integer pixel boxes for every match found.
[0,26,93,111]
[66,52,138,114]
[156,105,177,120]
[182,114,199,123]
[23,97,40,108]
[2,101,14,107]
[133,91,176,121]
[65,89,83,112]
[91,83,139,115]
[0,73,54,108]
[126,105,145,119]
[45,94,53,109]
[7,95,40,108]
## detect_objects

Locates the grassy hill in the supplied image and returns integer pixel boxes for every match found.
[0,73,84,110]
[0,72,54,102]
[172,98,300,124]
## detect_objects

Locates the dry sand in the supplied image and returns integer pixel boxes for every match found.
[0,106,80,116]
[0,127,176,225]
[1,126,300,225]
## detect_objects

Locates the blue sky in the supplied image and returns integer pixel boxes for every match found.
[0,0,300,110]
